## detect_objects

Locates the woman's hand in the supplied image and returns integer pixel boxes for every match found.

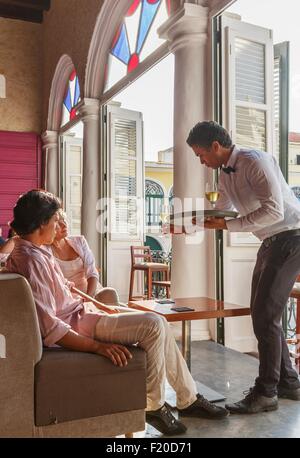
[95,342,133,367]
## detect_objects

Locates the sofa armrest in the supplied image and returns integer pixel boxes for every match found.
[0,274,43,437]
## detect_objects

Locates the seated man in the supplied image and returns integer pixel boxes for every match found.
[6,189,229,435]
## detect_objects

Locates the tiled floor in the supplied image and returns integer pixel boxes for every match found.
[137,341,300,438]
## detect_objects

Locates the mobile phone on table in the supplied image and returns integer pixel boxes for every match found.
[170,306,195,312]
[155,299,175,304]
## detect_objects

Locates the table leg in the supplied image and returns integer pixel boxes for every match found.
[181,320,226,403]
[182,320,191,370]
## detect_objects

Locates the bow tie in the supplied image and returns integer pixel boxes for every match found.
[221,166,235,174]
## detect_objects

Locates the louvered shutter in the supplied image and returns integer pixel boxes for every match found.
[274,54,280,161]
[114,118,138,237]
[222,15,274,153]
[274,42,289,178]
[108,106,144,240]
[62,137,83,235]
[105,104,144,301]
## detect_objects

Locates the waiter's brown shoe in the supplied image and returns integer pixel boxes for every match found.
[225,388,278,414]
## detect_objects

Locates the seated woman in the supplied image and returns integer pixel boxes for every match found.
[6,189,228,436]
[51,209,119,306]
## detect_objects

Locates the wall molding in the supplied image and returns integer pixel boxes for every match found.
[47,54,74,132]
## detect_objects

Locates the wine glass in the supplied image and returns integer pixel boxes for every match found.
[160,202,170,224]
[205,182,220,209]
[160,202,170,233]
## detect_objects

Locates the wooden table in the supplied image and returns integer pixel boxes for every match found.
[128,297,251,401]
[128,297,250,369]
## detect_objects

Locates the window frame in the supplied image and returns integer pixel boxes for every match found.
[145,179,165,227]
[223,16,274,153]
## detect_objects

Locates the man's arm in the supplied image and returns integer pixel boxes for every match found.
[226,158,284,233]
[57,330,132,367]
[214,179,235,212]
[204,217,227,230]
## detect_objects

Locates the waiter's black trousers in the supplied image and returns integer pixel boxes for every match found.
[251,232,300,397]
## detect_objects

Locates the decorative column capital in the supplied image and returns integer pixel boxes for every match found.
[158,3,208,53]
[41,130,58,150]
[78,98,100,122]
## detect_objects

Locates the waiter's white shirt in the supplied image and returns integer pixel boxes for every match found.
[215,147,300,241]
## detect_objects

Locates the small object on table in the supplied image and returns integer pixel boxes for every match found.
[170,306,195,312]
[156,299,175,304]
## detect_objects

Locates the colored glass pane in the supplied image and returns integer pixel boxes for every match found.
[105,0,174,91]
[64,88,72,112]
[61,70,81,126]
[74,76,81,106]
[137,0,161,54]
[111,24,131,64]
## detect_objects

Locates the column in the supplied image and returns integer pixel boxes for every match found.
[42,130,59,196]
[79,98,101,266]
[159,3,213,339]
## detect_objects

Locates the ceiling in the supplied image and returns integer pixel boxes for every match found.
[0,0,50,23]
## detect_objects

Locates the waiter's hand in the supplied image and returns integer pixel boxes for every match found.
[204,217,227,230]
[168,224,187,235]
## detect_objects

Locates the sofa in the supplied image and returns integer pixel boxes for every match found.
[0,273,147,438]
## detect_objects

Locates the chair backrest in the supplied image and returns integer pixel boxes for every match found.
[0,273,43,436]
[131,246,152,266]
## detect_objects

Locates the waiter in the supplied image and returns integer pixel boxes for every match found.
[187,121,300,414]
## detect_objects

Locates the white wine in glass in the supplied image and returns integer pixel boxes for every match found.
[205,182,220,208]
[159,203,170,224]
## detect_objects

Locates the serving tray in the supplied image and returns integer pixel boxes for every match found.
[170,209,238,222]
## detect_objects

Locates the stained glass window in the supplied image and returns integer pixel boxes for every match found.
[105,0,172,91]
[61,70,81,126]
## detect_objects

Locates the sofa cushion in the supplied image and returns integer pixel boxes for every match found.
[34,347,147,427]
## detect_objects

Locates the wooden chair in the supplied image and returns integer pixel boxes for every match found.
[129,246,170,301]
[287,275,300,371]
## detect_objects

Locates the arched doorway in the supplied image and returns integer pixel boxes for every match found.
[85,0,178,300]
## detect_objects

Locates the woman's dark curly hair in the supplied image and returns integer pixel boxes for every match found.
[10,189,62,236]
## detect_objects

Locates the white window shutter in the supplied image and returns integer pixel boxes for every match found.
[107,105,144,241]
[222,14,274,153]
[105,104,144,301]
[62,138,83,235]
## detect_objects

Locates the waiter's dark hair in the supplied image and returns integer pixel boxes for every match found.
[10,189,62,236]
[187,121,232,149]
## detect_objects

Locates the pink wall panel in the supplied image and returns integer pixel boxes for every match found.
[0,131,42,238]
[0,179,39,194]
[0,163,38,180]
[0,148,38,164]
